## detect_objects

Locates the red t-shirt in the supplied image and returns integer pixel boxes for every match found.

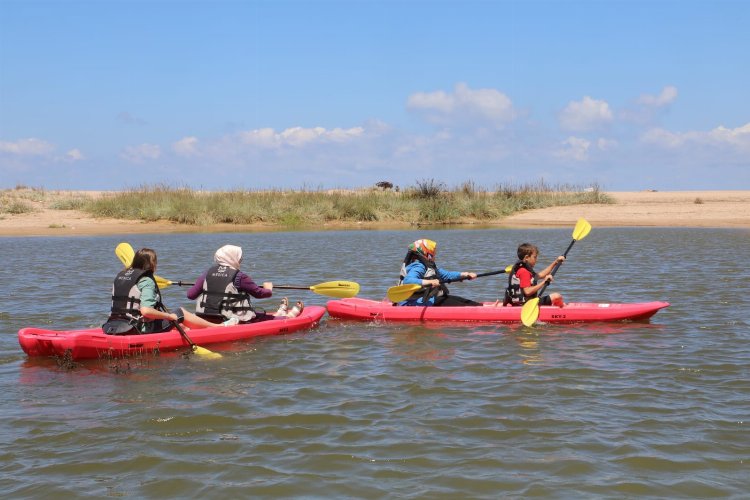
[516,267,535,289]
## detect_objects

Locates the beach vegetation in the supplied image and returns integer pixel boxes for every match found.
[0,181,610,227]
[0,196,35,215]
[75,180,610,227]
[49,196,90,210]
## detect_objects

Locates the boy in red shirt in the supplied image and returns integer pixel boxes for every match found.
[503,243,565,307]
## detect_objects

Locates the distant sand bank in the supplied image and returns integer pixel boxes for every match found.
[500,191,750,228]
[1,190,748,237]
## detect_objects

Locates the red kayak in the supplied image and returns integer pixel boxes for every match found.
[326,298,669,324]
[18,306,326,360]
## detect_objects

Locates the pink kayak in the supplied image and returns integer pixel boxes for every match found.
[326,298,669,324]
[18,306,326,360]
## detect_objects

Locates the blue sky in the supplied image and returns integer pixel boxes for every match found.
[1,0,748,191]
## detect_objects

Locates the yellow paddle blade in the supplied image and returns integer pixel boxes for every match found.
[115,242,135,267]
[192,345,223,359]
[115,242,172,288]
[573,218,592,241]
[521,297,541,327]
[386,284,424,303]
[310,281,360,298]
[155,276,174,288]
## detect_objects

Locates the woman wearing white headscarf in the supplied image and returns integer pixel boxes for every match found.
[187,245,303,324]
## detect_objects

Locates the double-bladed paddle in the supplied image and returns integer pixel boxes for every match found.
[386,265,514,303]
[520,218,592,327]
[114,242,221,359]
[147,279,359,298]
[116,243,360,298]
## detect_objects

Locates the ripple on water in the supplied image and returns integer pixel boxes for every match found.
[2,229,749,497]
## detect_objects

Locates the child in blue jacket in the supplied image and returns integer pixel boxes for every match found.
[398,239,480,306]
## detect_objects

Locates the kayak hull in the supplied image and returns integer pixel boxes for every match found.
[18,306,326,360]
[326,298,669,324]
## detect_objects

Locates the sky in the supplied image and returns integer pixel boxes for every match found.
[1,0,748,191]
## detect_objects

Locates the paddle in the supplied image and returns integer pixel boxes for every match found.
[117,243,359,298]
[163,306,222,360]
[521,218,592,327]
[114,242,221,359]
[115,242,173,288]
[151,279,360,298]
[262,281,360,298]
[386,265,513,303]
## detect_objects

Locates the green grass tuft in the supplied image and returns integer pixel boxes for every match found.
[1,181,612,226]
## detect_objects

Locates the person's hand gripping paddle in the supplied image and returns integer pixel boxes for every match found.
[521,218,592,327]
[386,265,513,303]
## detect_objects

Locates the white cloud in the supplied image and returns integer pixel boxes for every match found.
[708,123,750,151]
[121,143,161,163]
[641,128,682,148]
[407,90,454,113]
[597,138,618,151]
[407,82,516,126]
[0,138,56,156]
[620,86,679,125]
[559,96,613,132]
[637,86,678,107]
[237,126,365,149]
[64,149,85,161]
[0,138,86,166]
[642,122,750,151]
[173,136,199,157]
[554,136,591,161]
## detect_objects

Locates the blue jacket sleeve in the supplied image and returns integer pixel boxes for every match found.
[402,262,426,285]
[436,267,462,282]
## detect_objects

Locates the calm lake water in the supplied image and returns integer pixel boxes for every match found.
[1,227,748,498]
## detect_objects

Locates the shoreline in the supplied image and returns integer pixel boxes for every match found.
[1,190,748,237]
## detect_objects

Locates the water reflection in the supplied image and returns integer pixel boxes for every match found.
[382,324,456,362]
[2,229,749,498]
[516,335,543,366]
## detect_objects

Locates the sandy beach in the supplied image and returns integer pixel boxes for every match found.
[1,190,748,237]
[501,190,750,228]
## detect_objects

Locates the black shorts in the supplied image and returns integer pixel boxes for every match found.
[539,295,553,306]
[141,319,173,334]
[433,295,483,307]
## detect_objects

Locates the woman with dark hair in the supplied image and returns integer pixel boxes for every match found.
[104,248,219,335]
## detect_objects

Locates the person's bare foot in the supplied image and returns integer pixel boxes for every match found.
[274,297,289,316]
[288,301,304,317]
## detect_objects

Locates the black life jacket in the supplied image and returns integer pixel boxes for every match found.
[398,251,449,302]
[103,268,164,334]
[503,261,537,306]
[195,264,255,322]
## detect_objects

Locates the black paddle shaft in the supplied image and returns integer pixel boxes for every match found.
[173,282,310,290]
[443,268,508,284]
[537,238,578,298]
[414,268,509,300]
[162,305,197,350]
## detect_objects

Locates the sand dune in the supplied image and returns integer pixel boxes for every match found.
[1,190,748,237]
[500,191,750,228]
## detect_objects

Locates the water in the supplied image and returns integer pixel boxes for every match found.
[1,228,748,498]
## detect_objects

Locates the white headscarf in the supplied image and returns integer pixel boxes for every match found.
[214,245,242,270]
